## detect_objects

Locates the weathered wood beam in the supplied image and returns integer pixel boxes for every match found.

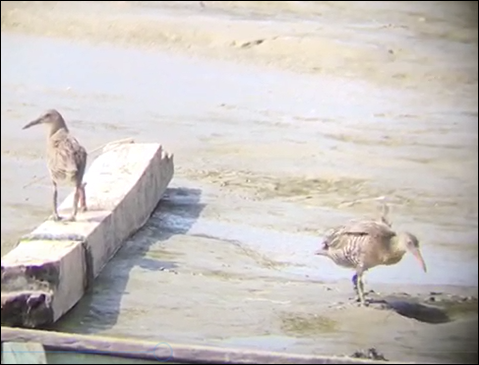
[1,327,415,364]
[1,143,174,328]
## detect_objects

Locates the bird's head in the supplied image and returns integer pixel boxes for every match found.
[314,240,329,256]
[23,109,67,135]
[397,232,427,273]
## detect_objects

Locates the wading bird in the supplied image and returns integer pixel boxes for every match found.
[23,109,87,221]
[315,217,427,306]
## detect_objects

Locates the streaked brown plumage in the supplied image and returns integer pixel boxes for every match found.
[315,218,427,306]
[23,109,87,221]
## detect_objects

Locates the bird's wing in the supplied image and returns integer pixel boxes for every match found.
[322,219,395,250]
[320,223,356,250]
[48,133,87,175]
[70,137,88,175]
[342,219,396,239]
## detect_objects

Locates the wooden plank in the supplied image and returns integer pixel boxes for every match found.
[1,143,174,329]
[2,342,47,364]
[1,327,416,364]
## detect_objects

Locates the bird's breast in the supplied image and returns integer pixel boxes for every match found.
[381,251,405,266]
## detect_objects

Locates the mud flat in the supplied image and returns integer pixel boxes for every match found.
[53,196,478,364]
[1,1,477,95]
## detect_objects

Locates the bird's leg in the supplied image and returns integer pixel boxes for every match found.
[51,182,61,221]
[355,266,368,306]
[352,273,358,292]
[79,182,87,212]
[358,275,365,305]
[66,186,80,222]
[352,273,363,303]
[351,273,363,303]
[357,273,366,306]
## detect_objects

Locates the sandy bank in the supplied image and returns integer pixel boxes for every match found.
[1,1,477,97]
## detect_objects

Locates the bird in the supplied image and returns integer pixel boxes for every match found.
[22,109,88,222]
[314,217,427,306]
[377,199,392,227]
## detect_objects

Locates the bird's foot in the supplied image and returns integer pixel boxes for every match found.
[354,297,370,307]
[65,215,77,222]
[358,300,370,307]
[51,214,62,222]
[353,294,371,307]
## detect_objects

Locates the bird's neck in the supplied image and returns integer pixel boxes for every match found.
[383,236,407,265]
[49,123,68,137]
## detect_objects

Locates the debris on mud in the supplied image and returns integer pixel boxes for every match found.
[350,347,388,361]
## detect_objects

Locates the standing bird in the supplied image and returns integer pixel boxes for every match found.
[23,109,88,222]
[315,218,427,306]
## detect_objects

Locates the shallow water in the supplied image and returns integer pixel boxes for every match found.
[1,0,478,359]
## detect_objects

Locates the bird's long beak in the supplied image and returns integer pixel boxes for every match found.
[314,248,326,256]
[409,246,427,273]
[22,118,43,130]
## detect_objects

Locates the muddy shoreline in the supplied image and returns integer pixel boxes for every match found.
[55,219,478,363]
[1,1,477,98]
[52,185,478,364]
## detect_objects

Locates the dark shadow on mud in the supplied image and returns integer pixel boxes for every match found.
[369,298,451,323]
[367,292,478,324]
[54,187,205,334]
